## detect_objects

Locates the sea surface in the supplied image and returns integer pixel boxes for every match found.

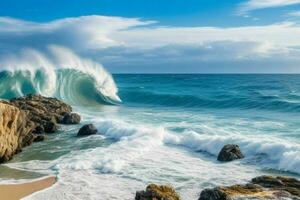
[1,67,300,199]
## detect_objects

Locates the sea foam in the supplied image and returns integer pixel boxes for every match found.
[55,119,166,173]
[166,130,300,174]
[54,118,300,175]
[5,116,300,175]
[5,117,300,200]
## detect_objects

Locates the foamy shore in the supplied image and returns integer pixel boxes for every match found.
[0,176,56,200]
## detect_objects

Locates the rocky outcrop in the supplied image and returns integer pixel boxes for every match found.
[77,124,97,136]
[0,94,80,163]
[217,144,244,162]
[252,176,300,197]
[0,102,35,162]
[135,184,181,200]
[9,94,72,134]
[199,176,300,200]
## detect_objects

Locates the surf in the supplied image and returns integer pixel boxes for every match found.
[0,45,121,105]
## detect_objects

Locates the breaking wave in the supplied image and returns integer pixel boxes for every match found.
[15,119,296,175]
[0,45,120,105]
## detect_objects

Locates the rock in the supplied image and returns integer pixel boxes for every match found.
[33,135,46,142]
[252,176,300,197]
[77,124,97,136]
[252,176,284,187]
[199,188,231,200]
[10,94,73,134]
[217,144,244,162]
[199,176,300,200]
[0,94,78,163]
[21,131,36,147]
[61,113,81,124]
[135,184,181,200]
[0,102,35,162]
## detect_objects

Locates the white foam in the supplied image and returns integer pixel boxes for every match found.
[4,117,300,200]
[166,130,300,174]
[6,117,300,176]
[23,145,259,200]
[23,170,143,200]
[55,119,165,173]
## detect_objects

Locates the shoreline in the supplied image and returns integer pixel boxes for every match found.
[0,176,56,200]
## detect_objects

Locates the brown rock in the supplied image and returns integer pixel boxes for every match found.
[199,176,300,200]
[135,184,181,200]
[0,102,35,162]
[0,94,79,163]
[252,176,300,197]
[10,94,72,134]
[252,176,284,187]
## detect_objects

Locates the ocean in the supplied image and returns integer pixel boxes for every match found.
[0,67,300,199]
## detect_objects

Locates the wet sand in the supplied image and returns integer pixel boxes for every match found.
[0,176,55,200]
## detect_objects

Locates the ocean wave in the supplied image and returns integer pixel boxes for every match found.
[54,119,165,173]
[166,130,300,175]
[50,119,300,175]
[5,117,300,186]
[120,90,300,112]
[0,45,120,105]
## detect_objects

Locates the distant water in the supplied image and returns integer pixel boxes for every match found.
[1,72,300,199]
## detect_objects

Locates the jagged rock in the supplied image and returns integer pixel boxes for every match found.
[77,124,97,136]
[10,94,72,134]
[61,113,81,124]
[0,94,79,163]
[252,176,285,187]
[217,144,244,162]
[252,176,300,197]
[0,102,35,162]
[199,176,300,200]
[135,184,181,200]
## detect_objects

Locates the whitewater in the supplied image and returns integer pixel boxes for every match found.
[0,46,299,199]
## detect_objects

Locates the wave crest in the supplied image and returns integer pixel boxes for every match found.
[0,45,120,105]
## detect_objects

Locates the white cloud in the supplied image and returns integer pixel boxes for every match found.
[0,16,155,50]
[112,22,300,48]
[0,15,300,72]
[238,0,300,14]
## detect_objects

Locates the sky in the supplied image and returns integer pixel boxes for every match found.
[1,0,300,73]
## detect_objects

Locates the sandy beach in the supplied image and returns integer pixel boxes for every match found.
[0,176,56,200]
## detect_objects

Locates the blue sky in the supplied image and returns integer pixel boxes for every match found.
[0,0,234,22]
[1,0,300,73]
[2,0,300,26]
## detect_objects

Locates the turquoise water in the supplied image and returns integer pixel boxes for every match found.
[116,74,300,139]
[1,71,300,199]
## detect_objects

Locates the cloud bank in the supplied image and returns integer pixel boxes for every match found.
[0,15,300,73]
